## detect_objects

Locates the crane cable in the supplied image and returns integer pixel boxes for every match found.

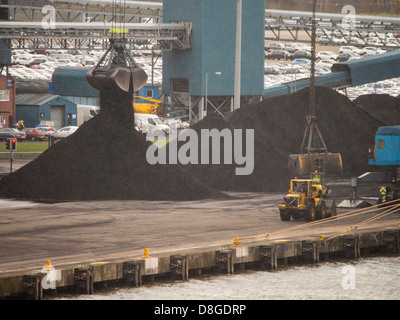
[238,198,400,244]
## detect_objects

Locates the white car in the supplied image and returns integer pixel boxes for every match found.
[316,60,333,69]
[13,56,32,65]
[53,126,79,139]
[362,47,386,56]
[318,36,343,45]
[339,46,363,55]
[316,51,337,61]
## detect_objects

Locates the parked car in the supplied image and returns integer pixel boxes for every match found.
[292,58,311,65]
[362,47,386,56]
[291,50,311,60]
[283,43,299,53]
[319,36,343,45]
[316,60,333,68]
[22,128,46,141]
[13,56,32,66]
[264,66,281,74]
[348,38,366,46]
[339,46,363,56]
[28,58,48,68]
[266,49,292,60]
[295,43,311,52]
[134,113,170,136]
[35,126,55,137]
[266,42,284,51]
[30,49,50,56]
[335,53,352,62]
[316,51,337,61]
[0,128,26,141]
[53,126,79,139]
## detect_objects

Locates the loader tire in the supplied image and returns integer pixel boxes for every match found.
[305,202,316,221]
[316,200,327,220]
[280,209,291,221]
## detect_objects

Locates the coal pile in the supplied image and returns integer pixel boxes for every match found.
[0,71,225,201]
[0,112,225,201]
[0,86,396,201]
[175,86,384,192]
[353,94,400,126]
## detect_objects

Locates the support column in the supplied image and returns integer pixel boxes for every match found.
[383,230,400,253]
[23,275,43,300]
[216,250,233,274]
[343,235,361,259]
[259,245,277,270]
[170,255,189,281]
[74,267,94,295]
[302,241,320,264]
[123,262,142,287]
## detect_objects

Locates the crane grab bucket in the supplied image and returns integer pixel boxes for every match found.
[288,153,343,177]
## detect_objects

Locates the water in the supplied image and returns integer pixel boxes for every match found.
[58,256,400,300]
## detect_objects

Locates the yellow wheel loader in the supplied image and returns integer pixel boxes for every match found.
[278,178,336,221]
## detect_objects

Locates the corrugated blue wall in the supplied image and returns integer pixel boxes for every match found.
[16,105,39,128]
[162,0,265,96]
[17,96,77,128]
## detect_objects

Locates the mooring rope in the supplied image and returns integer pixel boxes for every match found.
[324,203,400,241]
[238,198,400,244]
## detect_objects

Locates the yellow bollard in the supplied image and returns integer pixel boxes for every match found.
[233,237,241,247]
[142,248,150,258]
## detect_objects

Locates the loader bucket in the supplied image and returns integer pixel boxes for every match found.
[288,153,343,177]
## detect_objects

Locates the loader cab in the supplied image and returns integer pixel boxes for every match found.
[291,179,312,195]
[290,179,322,198]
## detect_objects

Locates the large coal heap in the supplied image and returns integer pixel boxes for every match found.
[353,94,400,126]
[0,62,224,202]
[172,86,388,193]
[0,86,398,201]
[0,111,224,201]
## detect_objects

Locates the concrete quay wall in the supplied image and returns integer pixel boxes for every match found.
[1,226,399,299]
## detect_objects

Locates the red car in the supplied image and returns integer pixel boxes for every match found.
[22,128,46,141]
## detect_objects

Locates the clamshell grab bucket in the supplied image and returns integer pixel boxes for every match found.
[288,153,343,177]
[86,38,147,94]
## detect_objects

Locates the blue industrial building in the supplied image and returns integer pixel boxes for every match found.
[368,126,400,166]
[135,86,160,101]
[162,0,265,119]
[16,93,77,129]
